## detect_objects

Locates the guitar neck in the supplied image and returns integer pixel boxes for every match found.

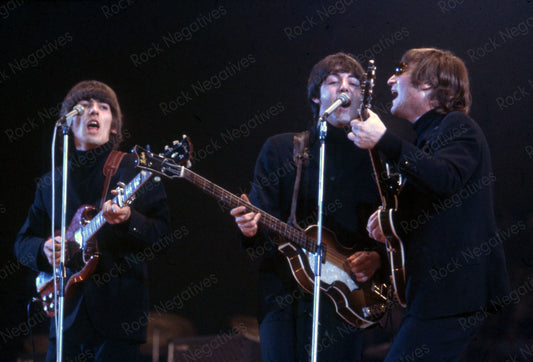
[368,148,389,207]
[78,171,153,242]
[179,167,318,253]
[359,60,390,209]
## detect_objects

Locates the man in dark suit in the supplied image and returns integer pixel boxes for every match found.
[15,80,171,361]
[230,53,385,361]
[349,48,510,360]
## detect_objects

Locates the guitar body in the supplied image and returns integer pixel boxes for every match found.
[278,225,389,328]
[36,205,100,317]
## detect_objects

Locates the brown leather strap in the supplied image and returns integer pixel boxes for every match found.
[288,130,310,231]
[100,150,126,209]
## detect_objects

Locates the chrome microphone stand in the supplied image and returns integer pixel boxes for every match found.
[310,116,328,362]
[53,107,81,362]
[55,119,71,362]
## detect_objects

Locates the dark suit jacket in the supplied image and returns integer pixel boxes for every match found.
[14,142,171,342]
[376,109,510,318]
[246,126,384,323]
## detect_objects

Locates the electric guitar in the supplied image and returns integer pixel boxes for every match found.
[360,60,407,307]
[133,139,391,329]
[35,137,191,317]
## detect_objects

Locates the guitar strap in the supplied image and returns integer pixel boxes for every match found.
[288,130,310,231]
[99,150,126,209]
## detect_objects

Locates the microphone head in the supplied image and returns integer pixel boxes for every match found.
[73,104,85,115]
[337,93,351,107]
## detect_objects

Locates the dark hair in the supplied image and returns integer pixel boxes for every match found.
[60,80,123,147]
[307,52,365,121]
[401,48,471,114]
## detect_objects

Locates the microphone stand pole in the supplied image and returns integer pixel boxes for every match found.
[310,116,328,362]
[56,120,71,362]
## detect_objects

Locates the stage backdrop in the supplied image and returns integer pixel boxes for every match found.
[1,1,532,360]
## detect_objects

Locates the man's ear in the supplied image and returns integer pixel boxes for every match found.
[111,128,118,135]
[419,83,432,91]
[312,97,320,105]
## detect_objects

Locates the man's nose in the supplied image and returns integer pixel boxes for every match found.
[339,78,350,92]
[88,102,99,114]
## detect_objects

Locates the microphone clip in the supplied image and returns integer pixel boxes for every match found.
[55,105,85,127]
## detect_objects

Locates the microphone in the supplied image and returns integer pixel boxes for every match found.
[56,105,85,126]
[318,93,351,122]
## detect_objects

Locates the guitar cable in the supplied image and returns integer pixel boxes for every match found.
[27,297,42,362]
[384,298,399,350]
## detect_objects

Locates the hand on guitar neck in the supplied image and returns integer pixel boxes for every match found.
[230,194,261,238]
[348,109,387,150]
[101,188,132,224]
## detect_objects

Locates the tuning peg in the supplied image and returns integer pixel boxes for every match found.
[161,145,170,157]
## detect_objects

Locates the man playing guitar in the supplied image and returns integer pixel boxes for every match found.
[349,48,509,360]
[14,81,171,361]
[231,53,386,361]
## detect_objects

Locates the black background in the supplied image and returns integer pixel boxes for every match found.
[1,0,532,360]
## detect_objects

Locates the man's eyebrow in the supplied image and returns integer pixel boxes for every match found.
[327,72,358,79]
[79,98,109,104]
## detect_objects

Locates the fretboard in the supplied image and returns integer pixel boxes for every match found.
[180,167,319,253]
[78,171,152,243]
[368,149,388,207]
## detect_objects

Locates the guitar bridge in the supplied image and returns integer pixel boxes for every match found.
[362,303,387,319]
[372,283,389,301]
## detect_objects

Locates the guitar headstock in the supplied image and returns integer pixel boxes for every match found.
[132,135,193,179]
[360,59,376,119]
[161,135,193,165]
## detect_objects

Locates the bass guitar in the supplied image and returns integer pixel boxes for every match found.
[360,60,407,307]
[133,139,390,328]
[36,137,191,317]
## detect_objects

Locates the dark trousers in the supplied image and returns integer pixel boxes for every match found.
[258,297,363,362]
[384,312,480,362]
[46,299,141,362]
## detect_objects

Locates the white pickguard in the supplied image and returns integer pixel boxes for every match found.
[305,250,359,291]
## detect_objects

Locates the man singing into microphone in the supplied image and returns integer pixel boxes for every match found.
[14,80,171,361]
[349,48,509,360]
[230,53,385,361]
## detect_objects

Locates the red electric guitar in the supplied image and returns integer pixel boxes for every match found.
[35,136,192,316]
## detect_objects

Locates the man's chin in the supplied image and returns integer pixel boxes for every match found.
[81,138,109,150]
[326,119,350,128]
